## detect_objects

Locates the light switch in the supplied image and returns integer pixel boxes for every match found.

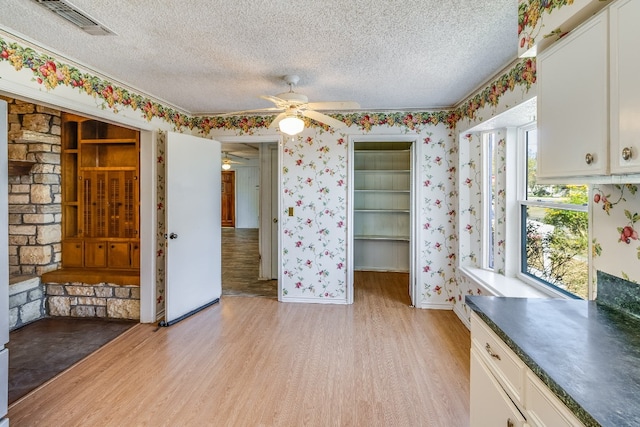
[288,207,294,216]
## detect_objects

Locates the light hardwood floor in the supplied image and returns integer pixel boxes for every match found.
[9,272,470,426]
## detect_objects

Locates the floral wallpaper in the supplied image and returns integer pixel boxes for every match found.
[280,133,348,300]
[592,184,640,287]
[418,131,459,307]
[0,29,539,313]
[518,0,612,56]
[156,132,167,318]
[0,33,536,136]
[458,133,483,267]
[518,0,577,51]
[493,132,508,276]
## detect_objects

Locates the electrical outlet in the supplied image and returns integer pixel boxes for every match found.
[288,207,294,216]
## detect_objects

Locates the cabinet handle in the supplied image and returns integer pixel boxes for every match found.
[485,343,501,360]
[585,153,594,165]
[507,418,514,427]
[98,245,103,248]
[622,147,632,161]
[111,245,115,249]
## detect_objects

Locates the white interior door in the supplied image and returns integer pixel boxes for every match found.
[270,144,279,278]
[163,132,221,325]
[259,143,279,280]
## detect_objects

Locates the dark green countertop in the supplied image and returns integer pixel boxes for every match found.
[466,296,640,427]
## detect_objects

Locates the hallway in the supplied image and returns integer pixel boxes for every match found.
[221,228,277,298]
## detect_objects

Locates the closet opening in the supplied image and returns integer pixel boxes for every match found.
[351,140,415,305]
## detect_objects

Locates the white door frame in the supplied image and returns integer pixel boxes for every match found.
[216,135,283,299]
[347,135,419,306]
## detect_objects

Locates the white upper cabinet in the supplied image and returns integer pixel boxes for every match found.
[538,0,640,182]
[610,0,640,173]
[537,10,609,180]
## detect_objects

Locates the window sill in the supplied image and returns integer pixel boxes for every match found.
[459,266,555,299]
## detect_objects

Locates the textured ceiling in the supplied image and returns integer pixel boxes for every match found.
[0,0,517,115]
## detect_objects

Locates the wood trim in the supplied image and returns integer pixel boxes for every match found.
[221,170,235,227]
[41,268,140,286]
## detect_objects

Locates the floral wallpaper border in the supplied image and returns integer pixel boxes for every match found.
[518,0,577,51]
[0,34,535,134]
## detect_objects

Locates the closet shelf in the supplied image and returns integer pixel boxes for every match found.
[354,209,410,213]
[354,169,410,173]
[354,189,410,193]
[355,235,410,241]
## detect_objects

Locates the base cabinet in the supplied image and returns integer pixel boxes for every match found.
[470,312,584,427]
[470,348,527,427]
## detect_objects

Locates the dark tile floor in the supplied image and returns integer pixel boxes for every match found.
[8,317,135,404]
[221,228,278,298]
[6,228,271,405]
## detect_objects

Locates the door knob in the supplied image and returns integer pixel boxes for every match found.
[272,218,278,223]
[169,232,178,239]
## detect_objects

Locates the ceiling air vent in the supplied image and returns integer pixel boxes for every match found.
[32,0,116,36]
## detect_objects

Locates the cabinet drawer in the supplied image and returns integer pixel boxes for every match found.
[85,241,107,267]
[130,241,140,269]
[471,312,525,405]
[471,349,527,427]
[108,242,130,268]
[62,240,83,267]
[525,371,584,427]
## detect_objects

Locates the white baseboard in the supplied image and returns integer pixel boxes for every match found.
[419,301,453,310]
[281,296,349,305]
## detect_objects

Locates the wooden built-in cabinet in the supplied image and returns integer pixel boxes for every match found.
[61,113,140,269]
[353,141,412,272]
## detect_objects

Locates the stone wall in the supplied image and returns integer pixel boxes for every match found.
[4,96,62,277]
[47,283,140,320]
[9,276,46,330]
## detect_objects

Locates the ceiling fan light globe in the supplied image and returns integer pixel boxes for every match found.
[279,116,305,135]
[221,162,231,170]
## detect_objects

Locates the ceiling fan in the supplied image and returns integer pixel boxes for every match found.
[224,75,360,135]
[221,152,243,170]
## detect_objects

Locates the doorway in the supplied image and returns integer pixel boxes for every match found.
[221,170,235,227]
[348,137,418,306]
[218,140,280,298]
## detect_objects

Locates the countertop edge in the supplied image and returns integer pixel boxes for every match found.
[466,297,601,427]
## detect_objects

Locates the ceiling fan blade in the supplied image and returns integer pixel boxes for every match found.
[306,101,360,110]
[260,95,288,105]
[269,112,287,129]
[218,107,282,117]
[302,110,348,130]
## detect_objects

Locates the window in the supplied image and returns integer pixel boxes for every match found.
[519,127,589,299]
[483,133,496,270]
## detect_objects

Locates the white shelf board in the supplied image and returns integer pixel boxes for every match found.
[354,235,410,241]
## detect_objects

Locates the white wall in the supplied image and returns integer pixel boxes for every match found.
[234,165,260,228]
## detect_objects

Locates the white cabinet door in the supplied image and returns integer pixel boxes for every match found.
[471,348,527,427]
[537,11,609,180]
[526,371,585,427]
[610,0,640,174]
